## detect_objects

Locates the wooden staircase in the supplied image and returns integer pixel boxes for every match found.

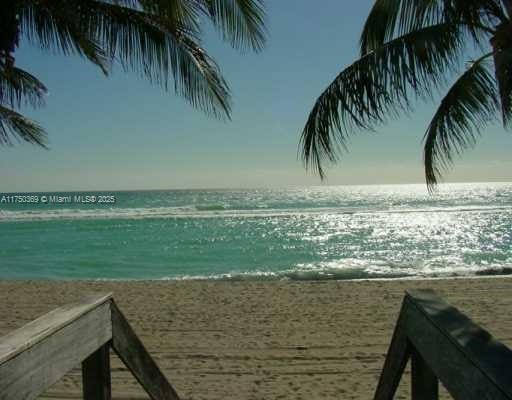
[1,289,512,400]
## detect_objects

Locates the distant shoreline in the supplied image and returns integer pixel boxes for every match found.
[2,271,512,282]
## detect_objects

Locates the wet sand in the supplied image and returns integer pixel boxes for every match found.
[0,278,511,399]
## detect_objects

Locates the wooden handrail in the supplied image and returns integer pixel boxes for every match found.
[374,289,512,400]
[0,293,113,365]
[0,294,180,400]
[3,289,509,400]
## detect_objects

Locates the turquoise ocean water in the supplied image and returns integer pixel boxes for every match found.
[1,183,511,280]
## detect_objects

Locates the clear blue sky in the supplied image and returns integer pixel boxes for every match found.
[1,0,511,192]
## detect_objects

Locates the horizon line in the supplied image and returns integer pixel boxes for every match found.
[1,180,511,194]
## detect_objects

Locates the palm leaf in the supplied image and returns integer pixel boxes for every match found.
[0,105,47,147]
[423,54,497,188]
[360,0,503,55]
[491,37,512,124]
[135,0,267,51]
[0,65,47,109]
[137,0,202,31]
[90,0,232,116]
[19,2,111,74]
[0,2,22,58]
[301,22,466,178]
[360,0,443,54]
[19,0,232,117]
[203,0,266,52]
[0,0,267,150]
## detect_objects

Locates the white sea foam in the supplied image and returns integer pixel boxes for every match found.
[1,204,511,222]
[157,259,512,282]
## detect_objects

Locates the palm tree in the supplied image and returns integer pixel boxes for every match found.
[301,0,512,189]
[0,0,266,148]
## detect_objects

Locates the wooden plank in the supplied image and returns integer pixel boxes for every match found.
[0,301,112,400]
[404,289,512,400]
[0,293,112,365]
[411,348,438,400]
[82,343,112,400]
[110,302,180,400]
[373,298,411,400]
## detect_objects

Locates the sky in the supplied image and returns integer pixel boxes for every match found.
[1,0,512,192]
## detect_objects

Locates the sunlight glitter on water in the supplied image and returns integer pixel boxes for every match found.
[0,183,511,280]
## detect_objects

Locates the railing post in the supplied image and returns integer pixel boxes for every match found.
[410,342,439,400]
[82,343,112,400]
[110,301,181,400]
[374,300,411,400]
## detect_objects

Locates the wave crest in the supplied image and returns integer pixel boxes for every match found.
[161,259,512,282]
[1,205,511,222]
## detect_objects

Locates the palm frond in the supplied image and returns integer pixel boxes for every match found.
[137,0,202,32]
[301,22,465,178]
[0,2,21,58]
[360,0,445,54]
[0,65,47,109]
[203,0,266,52]
[491,37,512,124]
[19,0,232,117]
[360,0,502,55]
[423,54,497,188]
[444,0,506,38]
[91,0,232,116]
[19,3,111,74]
[0,105,47,147]
[135,0,267,52]
[170,33,232,117]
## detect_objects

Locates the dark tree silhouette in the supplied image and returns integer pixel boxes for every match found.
[301,0,512,189]
[0,0,266,147]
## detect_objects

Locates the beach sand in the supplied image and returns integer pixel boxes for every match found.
[0,278,511,399]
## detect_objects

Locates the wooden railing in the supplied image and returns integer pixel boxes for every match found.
[2,290,511,400]
[374,289,512,400]
[0,293,180,400]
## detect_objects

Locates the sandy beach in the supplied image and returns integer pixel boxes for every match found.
[1,278,511,400]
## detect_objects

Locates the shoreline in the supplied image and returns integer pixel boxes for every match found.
[2,271,512,283]
[1,278,511,399]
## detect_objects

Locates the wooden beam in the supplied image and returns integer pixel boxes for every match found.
[373,299,411,400]
[0,293,112,365]
[0,297,112,400]
[110,302,180,400]
[411,348,438,400]
[404,289,512,400]
[82,343,112,400]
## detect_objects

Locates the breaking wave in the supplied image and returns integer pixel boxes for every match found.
[162,260,512,281]
[1,205,511,222]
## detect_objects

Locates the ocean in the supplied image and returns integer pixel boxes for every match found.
[0,182,511,280]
